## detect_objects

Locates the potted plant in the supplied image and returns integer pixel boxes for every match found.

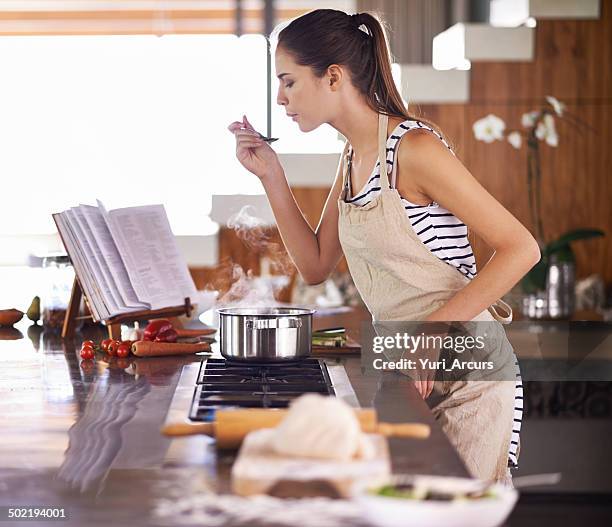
[473,98,602,318]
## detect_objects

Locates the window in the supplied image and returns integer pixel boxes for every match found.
[0,34,273,236]
[0,1,353,244]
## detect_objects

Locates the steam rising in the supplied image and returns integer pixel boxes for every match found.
[226,205,269,250]
[216,206,293,307]
[217,264,288,307]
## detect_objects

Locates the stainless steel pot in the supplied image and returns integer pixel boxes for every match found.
[217,307,315,363]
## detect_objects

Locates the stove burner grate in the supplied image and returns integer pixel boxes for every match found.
[190,358,335,422]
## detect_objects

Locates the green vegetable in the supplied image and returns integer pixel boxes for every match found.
[373,485,417,499]
[370,484,498,501]
[312,327,347,347]
[312,336,347,347]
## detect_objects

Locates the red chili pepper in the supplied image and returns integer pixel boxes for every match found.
[154,328,178,343]
[143,319,173,341]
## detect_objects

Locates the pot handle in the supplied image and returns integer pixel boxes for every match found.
[245,317,303,330]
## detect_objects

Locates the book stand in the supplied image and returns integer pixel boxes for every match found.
[62,277,193,339]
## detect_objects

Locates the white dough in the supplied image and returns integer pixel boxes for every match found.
[271,394,375,461]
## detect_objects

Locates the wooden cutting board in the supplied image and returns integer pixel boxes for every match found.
[231,428,390,498]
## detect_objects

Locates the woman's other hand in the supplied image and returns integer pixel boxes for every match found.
[411,322,449,399]
[227,115,283,181]
[414,378,435,399]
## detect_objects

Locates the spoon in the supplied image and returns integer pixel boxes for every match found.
[469,472,562,498]
[241,115,278,143]
[256,132,279,143]
[513,472,562,489]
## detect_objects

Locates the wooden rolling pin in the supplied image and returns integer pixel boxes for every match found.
[162,408,430,448]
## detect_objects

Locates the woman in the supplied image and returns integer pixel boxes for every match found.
[228,9,539,484]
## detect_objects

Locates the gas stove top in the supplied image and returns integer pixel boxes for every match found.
[190,358,335,421]
[164,356,360,427]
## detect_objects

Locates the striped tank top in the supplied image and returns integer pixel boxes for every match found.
[344,120,477,280]
[344,119,522,469]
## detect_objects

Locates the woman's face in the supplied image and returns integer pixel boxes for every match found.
[274,47,335,132]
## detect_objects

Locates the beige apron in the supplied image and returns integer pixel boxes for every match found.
[337,113,517,484]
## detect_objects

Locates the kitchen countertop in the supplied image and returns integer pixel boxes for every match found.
[0,307,472,526]
[2,307,611,526]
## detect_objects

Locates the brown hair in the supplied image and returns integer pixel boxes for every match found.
[273,9,448,142]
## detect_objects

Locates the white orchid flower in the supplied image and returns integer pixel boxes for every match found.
[473,114,506,143]
[521,111,539,128]
[535,114,559,147]
[545,95,566,117]
[507,131,522,149]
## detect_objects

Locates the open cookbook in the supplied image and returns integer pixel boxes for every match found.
[53,201,197,322]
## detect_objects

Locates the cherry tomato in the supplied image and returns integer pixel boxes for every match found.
[82,340,95,348]
[107,340,121,357]
[80,347,95,360]
[81,344,95,354]
[101,338,113,352]
[80,359,95,373]
[116,342,131,358]
[116,358,130,369]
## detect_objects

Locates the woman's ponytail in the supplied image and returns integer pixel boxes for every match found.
[355,12,409,119]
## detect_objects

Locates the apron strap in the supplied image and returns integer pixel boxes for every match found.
[340,140,351,191]
[487,299,513,324]
[341,114,389,193]
[390,131,405,189]
[377,113,390,189]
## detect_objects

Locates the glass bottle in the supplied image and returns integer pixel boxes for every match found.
[41,254,76,332]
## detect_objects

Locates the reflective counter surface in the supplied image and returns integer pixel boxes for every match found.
[0,310,470,526]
